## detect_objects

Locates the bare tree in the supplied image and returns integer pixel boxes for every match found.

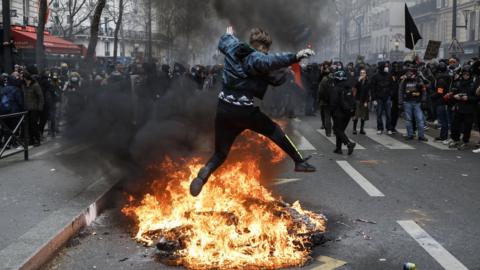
[36,0,49,71]
[49,0,96,39]
[85,0,107,68]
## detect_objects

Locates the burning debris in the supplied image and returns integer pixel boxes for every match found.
[122,131,327,270]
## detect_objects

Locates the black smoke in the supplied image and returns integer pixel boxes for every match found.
[212,0,335,50]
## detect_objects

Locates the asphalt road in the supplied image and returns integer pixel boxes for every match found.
[44,115,480,270]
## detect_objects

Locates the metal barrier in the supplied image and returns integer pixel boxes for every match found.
[0,112,29,160]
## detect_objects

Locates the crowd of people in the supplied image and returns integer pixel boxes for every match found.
[300,57,480,154]
[0,60,222,151]
[1,55,480,155]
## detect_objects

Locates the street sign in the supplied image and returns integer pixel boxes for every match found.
[448,38,464,54]
[424,40,441,60]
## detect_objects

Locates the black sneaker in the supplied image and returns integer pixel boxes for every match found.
[333,149,343,155]
[418,137,428,142]
[404,136,414,141]
[359,130,366,135]
[295,156,316,172]
[190,177,205,197]
[347,143,356,155]
[353,130,358,135]
[326,133,332,137]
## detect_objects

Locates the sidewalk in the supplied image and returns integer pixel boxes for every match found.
[0,140,123,270]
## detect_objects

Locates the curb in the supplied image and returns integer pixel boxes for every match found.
[0,160,121,270]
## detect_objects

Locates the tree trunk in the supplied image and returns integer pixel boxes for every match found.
[36,0,48,72]
[113,0,124,62]
[85,0,107,69]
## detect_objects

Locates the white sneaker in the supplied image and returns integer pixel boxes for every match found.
[377,130,383,135]
[443,139,453,145]
[387,130,393,135]
[473,148,480,154]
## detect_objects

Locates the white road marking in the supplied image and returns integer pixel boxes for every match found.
[397,220,469,270]
[364,128,415,150]
[56,142,92,156]
[316,129,366,150]
[273,178,302,186]
[293,118,302,123]
[397,129,453,151]
[336,161,385,197]
[293,130,316,151]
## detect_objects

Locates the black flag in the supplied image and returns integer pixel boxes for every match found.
[405,4,422,50]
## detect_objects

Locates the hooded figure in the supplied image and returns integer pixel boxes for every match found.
[189,27,317,197]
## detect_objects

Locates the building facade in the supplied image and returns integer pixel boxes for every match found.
[411,0,480,60]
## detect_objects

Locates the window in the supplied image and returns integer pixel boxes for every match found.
[105,42,110,57]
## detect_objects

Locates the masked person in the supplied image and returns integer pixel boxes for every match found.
[371,62,395,134]
[430,62,452,142]
[331,70,356,155]
[399,66,428,141]
[352,68,370,135]
[189,27,316,197]
[318,63,334,136]
[447,66,478,149]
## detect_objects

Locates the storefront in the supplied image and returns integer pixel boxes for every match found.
[1,25,82,68]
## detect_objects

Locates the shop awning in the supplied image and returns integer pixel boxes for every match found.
[11,26,81,55]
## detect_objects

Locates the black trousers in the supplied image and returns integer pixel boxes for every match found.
[333,111,352,150]
[201,100,304,180]
[451,112,474,143]
[28,110,41,144]
[320,105,332,135]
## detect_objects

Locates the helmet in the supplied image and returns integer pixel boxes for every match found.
[462,65,471,74]
[334,70,347,81]
[437,62,448,73]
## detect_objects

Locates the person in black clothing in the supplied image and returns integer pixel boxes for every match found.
[318,63,334,136]
[303,63,321,116]
[446,65,478,149]
[390,61,403,133]
[331,70,356,155]
[352,68,370,135]
[189,27,317,197]
[371,62,395,134]
[430,62,452,141]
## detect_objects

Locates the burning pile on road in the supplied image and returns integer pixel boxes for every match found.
[122,131,327,270]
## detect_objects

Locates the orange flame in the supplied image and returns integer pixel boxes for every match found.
[122,131,326,270]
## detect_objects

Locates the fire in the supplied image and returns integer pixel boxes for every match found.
[122,131,326,270]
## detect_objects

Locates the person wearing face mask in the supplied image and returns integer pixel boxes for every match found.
[352,68,370,135]
[446,65,478,149]
[371,62,395,134]
[399,66,428,141]
[22,72,44,147]
[318,62,335,136]
[189,26,317,197]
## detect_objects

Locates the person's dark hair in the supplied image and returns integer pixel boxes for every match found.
[22,72,32,81]
[249,28,272,52]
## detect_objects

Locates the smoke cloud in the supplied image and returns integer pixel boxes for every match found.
[212,0,335,50]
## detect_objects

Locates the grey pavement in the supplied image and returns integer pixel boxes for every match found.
[0,137,125,269]
[16,115,480,270]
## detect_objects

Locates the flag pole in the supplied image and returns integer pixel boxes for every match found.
[411,33,416,57]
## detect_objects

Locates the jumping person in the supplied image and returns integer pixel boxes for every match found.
[190,26,316,197]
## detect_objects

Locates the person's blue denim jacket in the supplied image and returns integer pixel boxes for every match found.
[218,33,297,101]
